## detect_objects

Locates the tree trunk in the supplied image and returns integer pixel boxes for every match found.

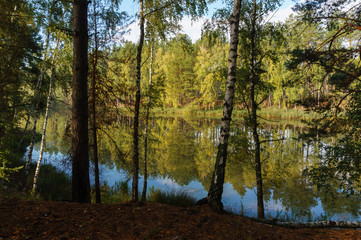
[91,0,101,204]
[249,0,265,219]
[32,51,57,194]
[72,0,90,203]
[23,32,50,183]
[206,0,242,211]
[141,44,153,202]
[132,0,144,202]
[32,11,64,195]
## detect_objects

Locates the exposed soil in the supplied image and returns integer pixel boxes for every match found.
[1,198,361,240]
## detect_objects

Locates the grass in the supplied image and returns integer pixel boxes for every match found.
[27,164,72,201]
[91,183,196,207]
[148,187,196,207]
[92,180,131,203]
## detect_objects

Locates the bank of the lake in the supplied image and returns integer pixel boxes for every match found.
[150,106,320,120]
[1,197,361,240]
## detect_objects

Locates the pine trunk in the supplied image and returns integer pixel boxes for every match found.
[92,1,101,203]
[72,0,90,203]
[141,44,153,202]
[132,0,144,202]
[206,0,242,211]
[249,0,265,219]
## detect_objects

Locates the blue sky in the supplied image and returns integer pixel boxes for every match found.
[120,0,298,43]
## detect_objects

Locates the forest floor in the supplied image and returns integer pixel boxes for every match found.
[1,197,361,240]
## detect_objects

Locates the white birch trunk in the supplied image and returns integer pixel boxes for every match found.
[24,32,51,180]
[32,37,60,194]
[206,0,242,210]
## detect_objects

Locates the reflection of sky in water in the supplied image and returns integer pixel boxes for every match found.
[26,147,361,222]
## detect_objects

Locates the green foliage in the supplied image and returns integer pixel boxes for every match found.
[108,41,137,100]
[148,187,196,207]
[0,151,23,182]
[194,32,228,109]
[161,34,196,108]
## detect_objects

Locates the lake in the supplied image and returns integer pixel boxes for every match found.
[26,111,361,222]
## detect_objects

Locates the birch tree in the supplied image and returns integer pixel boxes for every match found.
[206,0,242,211]
[32,37,61,194]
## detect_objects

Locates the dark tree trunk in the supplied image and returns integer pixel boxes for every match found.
[91,0,101,204]
[141,44,153,202]
[72,0,90,203]
[132,0,145,202]
[206,0,242,211]
[249,0,264,219]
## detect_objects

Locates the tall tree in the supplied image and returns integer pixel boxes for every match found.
[237,0,283,219]
[141,42,154,202]
[131,0,208,202]
[293,0,361,200]
[248,0,264,219]
[132,0,145,202]
[90,0,100,204]
[0,0,39,181]
[23,32,50,181]
[32,34,61,194]
[206,0,242,211]
[72,0,90,203]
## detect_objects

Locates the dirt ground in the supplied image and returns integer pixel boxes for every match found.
[1,198,361,240]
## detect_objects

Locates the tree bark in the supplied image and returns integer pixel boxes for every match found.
[132,0,145,202]
[72,0,90,203]
[249,0,265,219]
[206,0,242,211]
[32,35,61,194]
[91,0,101,204]
[23,32,50,183]
[141,43,153,202]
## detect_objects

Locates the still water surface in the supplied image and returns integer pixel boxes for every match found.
[26,113,361,222]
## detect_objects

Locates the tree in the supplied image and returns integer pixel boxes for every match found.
[131,0,145,202]
[161,34,196,108]
[291,0,361,211]
[131,0,208,202]
[194,31,228,109]
[88,0,128,204]
[32,36,61,194]
[0,0,39,184]
[72,0,90,203]
[206,0,242,211]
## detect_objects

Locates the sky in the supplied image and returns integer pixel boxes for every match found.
[120,0,297,43]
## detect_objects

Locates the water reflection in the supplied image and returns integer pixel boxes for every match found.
[27,113,361,221]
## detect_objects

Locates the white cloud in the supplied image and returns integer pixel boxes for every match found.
[179,17,207,43]
[122,21,140,43]
[268,4,295,23]
[122,17,207,43]
[122,2,296,44]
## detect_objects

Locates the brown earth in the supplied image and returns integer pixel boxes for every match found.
[1,198,361,240]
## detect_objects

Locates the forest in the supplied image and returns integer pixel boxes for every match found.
[2,0,361,235]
